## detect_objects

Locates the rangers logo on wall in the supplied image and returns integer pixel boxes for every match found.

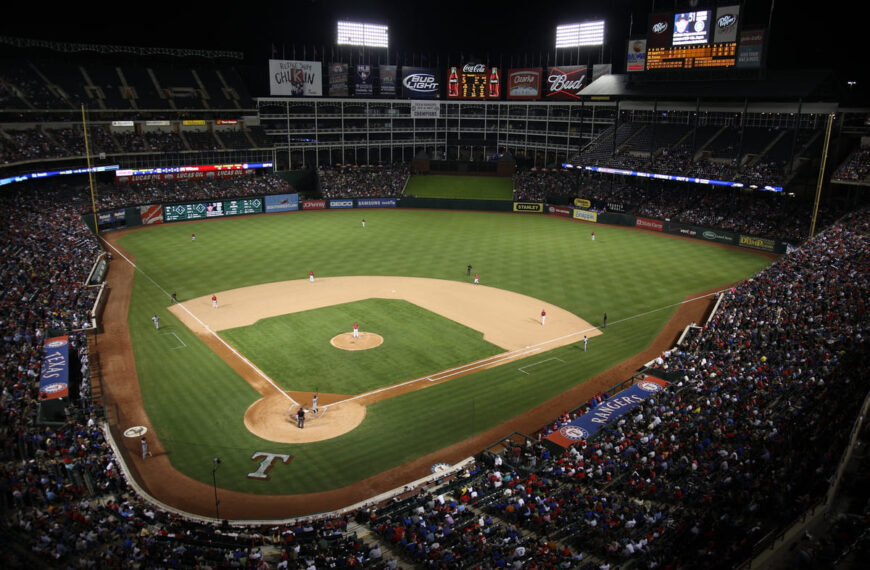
[637,381,663,392]
[559,425,589,441]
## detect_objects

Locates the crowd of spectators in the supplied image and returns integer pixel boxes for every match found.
[1,171,866,567]
[89,173,294,211]
[513,170,576,202]
[319,164,410,199]
[834,149,870,183]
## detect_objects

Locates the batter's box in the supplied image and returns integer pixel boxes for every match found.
[517,357,565,375]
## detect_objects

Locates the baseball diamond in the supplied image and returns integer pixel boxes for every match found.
[97,208,775,518]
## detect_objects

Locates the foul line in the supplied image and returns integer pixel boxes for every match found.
[101,238,297,405]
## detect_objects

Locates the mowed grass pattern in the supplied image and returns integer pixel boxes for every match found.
[121,209,773,495]
[404,175,514,200]
[220,299,503,394]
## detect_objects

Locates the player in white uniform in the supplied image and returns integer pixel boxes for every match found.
[353,323,359,338]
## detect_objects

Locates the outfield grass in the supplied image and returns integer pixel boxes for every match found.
[404,175,514,200]
[220,299,502,394]
[121,209,773,494]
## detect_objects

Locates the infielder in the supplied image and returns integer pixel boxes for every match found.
[353,322,359,338]
[583,335,588,351]
[474,273,479,284]
[211,294,218,309]
[151,315,160,330]
[309,271,315,283]
[541,309,546,326]
[312,393,318,413]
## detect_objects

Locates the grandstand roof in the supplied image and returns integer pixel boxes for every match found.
[582,69,840,102]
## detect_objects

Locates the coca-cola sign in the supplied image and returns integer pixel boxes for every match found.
[507,68,541,100]
[462,63,486,73]
[545,66,586,100]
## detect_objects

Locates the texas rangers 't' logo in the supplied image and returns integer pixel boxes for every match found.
[559,426,589,440]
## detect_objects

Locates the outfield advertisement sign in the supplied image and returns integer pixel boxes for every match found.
[545,377,668,448]
[700,228,736,245]
[513,202,543,213]
[666,221,698,238]
[547,205,571,216]
[635,217,664,232]
[357,198,397,208]
[163,199,263,221]
[302,200,326,210]
[573,209,598,222]
[329,199,354,209]
[269,59,323,97]
[738,235,776,252]
[140,204,163,225]
[265,193,299,212]
[39,336,70,401]
[573,198,591,209]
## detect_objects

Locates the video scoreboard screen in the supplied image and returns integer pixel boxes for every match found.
[163,198,263,222]
[646,43,737,70]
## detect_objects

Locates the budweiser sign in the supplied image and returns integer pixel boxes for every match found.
[545,66,587,100]
[462,63,486,73]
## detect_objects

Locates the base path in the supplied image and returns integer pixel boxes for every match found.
[169,276,600,352]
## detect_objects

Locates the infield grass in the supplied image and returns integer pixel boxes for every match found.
[220,299,502,394]
[121,209,774,495]
[404,175,513,200]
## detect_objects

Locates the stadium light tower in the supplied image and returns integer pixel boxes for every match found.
[555,21,605,48]
[337,21,389,48]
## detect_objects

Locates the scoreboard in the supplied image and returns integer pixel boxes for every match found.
[163,198,263,222]
[461,71,487,98]
[646,42,737,70]
[447,64,501,99]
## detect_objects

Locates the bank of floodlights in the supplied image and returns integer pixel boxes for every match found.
[337,21,389,48]
[555,21,605,48]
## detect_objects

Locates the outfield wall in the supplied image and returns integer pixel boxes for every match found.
[84,194,790,254]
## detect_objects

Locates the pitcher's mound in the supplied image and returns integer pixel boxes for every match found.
[330,332,383,351]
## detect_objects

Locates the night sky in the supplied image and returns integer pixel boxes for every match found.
[1,1,864,96]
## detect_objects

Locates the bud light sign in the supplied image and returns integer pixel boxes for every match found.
[402,67,439,99]
[545,66,587,100]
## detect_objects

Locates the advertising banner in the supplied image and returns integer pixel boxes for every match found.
[39,336,70,401]
[402,66,439,99]
[545,66,587,100]
[265,193,299,213]
[736,30,764,69]
[547,205,571,216]
[666,221,699,238]
[329,199,354,209]
[446,63,501,100]
[355,64,373,96]
[411,100,440,118]
[699,228,736,244]
[713,5,740,43]
[573,198,591,209]
[738,235,776,252]
[573,209,598,222]
[635,217,664,231]
[118,169,250,184]
[140,204,163,225]
[647,12,673,48]
[302,200,326,210]
[379,65,397,97]
[506,68,542,100]
[626,40,647,72]
[328,63,349,97]
[269,59,323,96]
[163,199,262,221]
[513,202,544,213]
[357,198,397,208]
[545,377,667,449]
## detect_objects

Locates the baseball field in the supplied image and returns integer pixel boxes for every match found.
[100,207,774,519]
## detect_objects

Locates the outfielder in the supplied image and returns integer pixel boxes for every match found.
[583,335,588,351]
[151,315,160,330]
[361,218,366,228]
[353,322,359,338]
